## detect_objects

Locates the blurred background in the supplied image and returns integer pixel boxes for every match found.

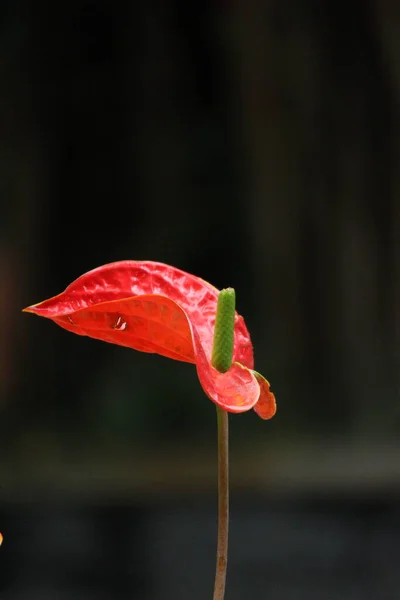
[1,0,399,598]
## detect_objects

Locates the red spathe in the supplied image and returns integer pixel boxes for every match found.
[24,261,276,419]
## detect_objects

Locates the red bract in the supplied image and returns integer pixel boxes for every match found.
[24,261,276,418]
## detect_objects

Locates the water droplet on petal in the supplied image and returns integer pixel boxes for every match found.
[67,316,75,325]
[112,315,128,331]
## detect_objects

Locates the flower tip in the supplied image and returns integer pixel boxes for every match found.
[22,304,40,314]
[0,532,3,546]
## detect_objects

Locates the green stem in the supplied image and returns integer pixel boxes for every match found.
[213,406,229,600]
[211,288,235,600]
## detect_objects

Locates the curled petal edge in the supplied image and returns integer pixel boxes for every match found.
[251,370,277,420]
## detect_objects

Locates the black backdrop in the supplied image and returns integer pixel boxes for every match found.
[1,1,399,598]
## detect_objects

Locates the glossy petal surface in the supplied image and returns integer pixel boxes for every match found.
[24,261,275,417]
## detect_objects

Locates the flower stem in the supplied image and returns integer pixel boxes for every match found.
[213,405,229,600]
[211,288,235,600]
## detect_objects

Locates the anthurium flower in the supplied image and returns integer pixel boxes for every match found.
[24,261,276,419]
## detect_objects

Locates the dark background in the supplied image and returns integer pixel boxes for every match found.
[1,1,400,598]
